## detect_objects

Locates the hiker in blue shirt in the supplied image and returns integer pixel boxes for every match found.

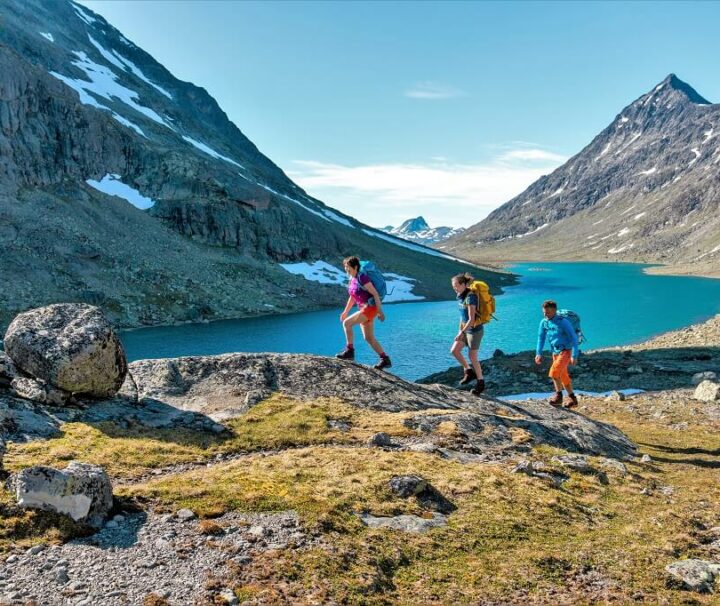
[535,300,579,408]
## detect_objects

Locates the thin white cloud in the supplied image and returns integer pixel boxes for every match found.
[288,147,567,229]
[405,81,465,100]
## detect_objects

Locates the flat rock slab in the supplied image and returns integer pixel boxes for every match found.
[0,353,636,461]
[666,559,720,593]
[358,512,448,533]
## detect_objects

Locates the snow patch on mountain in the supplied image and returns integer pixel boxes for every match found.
[86,174,155,210]
[39,32,54,43]
[71,2,97,26]
[182,135,243,168]
[50,51,173,130]
[279,261,346,285]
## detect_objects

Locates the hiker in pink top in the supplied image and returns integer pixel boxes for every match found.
[335,256,392,370]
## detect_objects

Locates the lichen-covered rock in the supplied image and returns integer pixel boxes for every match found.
[694,380,720,402]
[666,559,720,593]
[12,462,113,528]
[389,475,427,498]
[4,304,127,397]
[10,376,71,406]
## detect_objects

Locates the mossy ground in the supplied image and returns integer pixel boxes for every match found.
[4,391,720,604]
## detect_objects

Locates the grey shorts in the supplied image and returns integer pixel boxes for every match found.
[463,325,484,351]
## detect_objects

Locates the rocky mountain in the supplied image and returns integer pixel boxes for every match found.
[0,0,513,331]
[442,75,720,269]
[381,216,464,246]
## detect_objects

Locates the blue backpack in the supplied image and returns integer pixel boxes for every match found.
[358,260,387,305]
[557,309,585,344]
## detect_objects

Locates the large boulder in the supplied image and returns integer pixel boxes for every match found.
[12,462,113,528]
[3,304,127,397]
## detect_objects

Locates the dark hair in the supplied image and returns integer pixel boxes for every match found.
[542,300,557,310]
[452,272,473,286]
[343,256,360,270]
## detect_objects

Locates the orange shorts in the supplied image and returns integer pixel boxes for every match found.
[360,305,378,323]
[549,350,572,386]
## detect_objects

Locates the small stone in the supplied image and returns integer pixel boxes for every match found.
[5,555,18,564]
[219,588,239,605]
[694,380,720,402]
[55,569,69,584]
[68,581,86,591]
[640,454,652,463]
[368,432,392,447]
[248,525,268,537]
[606,390,626,401]
[113,514,125,523]
[104,520,118,529]
[26,545,45,556]
[626,365,643,374]
[175,508,196,521]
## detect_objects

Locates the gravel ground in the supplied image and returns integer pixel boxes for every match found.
[0,509,312,605]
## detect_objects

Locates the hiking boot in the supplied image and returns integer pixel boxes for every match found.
[335,347,355,360]
[374,355,392,370]
[565,393,579,409]
[459,367,476,385]
[471,379,486,395]
[548,391,563,407]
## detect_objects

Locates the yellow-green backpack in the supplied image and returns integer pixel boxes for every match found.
[468,280,496,325]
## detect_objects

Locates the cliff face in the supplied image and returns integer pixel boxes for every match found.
[0,0,514,329]
[443,75,720,267]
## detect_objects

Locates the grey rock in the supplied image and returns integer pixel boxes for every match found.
[219,588,239,605]
[599,458,628,476]
[694,380,720,402]
[175,508,196,522]
[640,454,652,463]
[368,432,393,447]
[12,462,113,527]
[389,475,428,498]
[358,512,448,533]
[0,351,17,382]
[5,555,18,564]
[10,376,70,406]
[666,559,720,593]
[55,569,69,584]
[26,545,44,556]
[606,390,626,401]
[551,454,595,473]
[627,365,644,374]
[4,304,127,397]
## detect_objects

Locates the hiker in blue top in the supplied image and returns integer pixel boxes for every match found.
[535,300,579,408]
[451,273,485,395]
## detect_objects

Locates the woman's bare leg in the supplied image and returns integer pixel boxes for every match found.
[342,310,368,345]
[360,320,384,356]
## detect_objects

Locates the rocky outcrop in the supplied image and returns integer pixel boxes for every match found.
[12,461,113,528]
[4,304,127,397]
[123,353,636,460]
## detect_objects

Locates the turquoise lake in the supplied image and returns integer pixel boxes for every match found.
[121,262,720,381]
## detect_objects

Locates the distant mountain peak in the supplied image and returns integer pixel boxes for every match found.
[397,216,429,232]
[650,73,711,105]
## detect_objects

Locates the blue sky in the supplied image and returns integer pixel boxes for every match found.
[81,1,720,228]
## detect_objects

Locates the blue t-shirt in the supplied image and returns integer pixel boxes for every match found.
[536,315,579,358]
[457,290,483,334]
